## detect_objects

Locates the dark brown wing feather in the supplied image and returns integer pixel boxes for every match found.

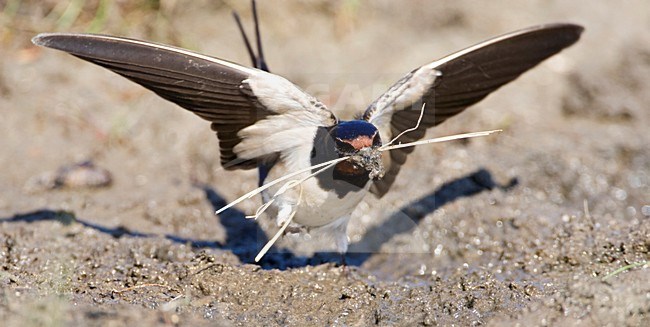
[32,33,271,169]
[364,23,584,197]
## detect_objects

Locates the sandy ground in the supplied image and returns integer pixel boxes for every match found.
[1,0,649,325]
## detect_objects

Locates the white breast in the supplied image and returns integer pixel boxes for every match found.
[261,146,369,228]
[292,178,368,227]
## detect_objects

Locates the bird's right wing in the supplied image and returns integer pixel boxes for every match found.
[32,33,338,169]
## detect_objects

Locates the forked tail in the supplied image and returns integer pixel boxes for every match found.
[232,0,269,72]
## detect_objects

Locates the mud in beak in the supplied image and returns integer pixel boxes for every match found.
[350,147,385,180]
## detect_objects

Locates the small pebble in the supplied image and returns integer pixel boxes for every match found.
[641,205,650,217]
[24,160,112,192]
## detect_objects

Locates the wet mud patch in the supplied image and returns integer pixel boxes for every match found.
[2,1,650,326]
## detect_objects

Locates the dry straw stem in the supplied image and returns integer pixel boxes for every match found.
[215,157,348,215]
[601,261,648,281]
[255,183,304,262]
[380,103,428,149]
[254,160,346,261]
[380,129,501,151]
[246,160,340,220]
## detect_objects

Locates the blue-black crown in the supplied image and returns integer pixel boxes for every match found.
[333,120,378,140]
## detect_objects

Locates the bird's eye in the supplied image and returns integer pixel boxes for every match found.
[335,140,356,154]
[372,133,382,147]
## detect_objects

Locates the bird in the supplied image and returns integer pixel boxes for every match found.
[31,3,583,262]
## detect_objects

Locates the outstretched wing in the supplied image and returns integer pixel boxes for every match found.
[32,33,337,170]
[363,23,583,197]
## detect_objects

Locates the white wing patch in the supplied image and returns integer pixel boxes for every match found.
[368,63,441,141]
[235,117,317,160]
[245,71,333,123]
[233,72,335,160]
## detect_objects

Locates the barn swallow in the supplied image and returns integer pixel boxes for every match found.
[31,5,583,260]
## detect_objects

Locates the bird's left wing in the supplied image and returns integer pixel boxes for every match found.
[32,33,338,170]
[362,24,583,197]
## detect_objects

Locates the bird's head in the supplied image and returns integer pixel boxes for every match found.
[330,120,385,180]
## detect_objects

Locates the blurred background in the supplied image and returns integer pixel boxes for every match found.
[1,0,649,274]
[0,1,649,325]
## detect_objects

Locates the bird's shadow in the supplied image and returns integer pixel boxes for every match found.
[1,168,516,270]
